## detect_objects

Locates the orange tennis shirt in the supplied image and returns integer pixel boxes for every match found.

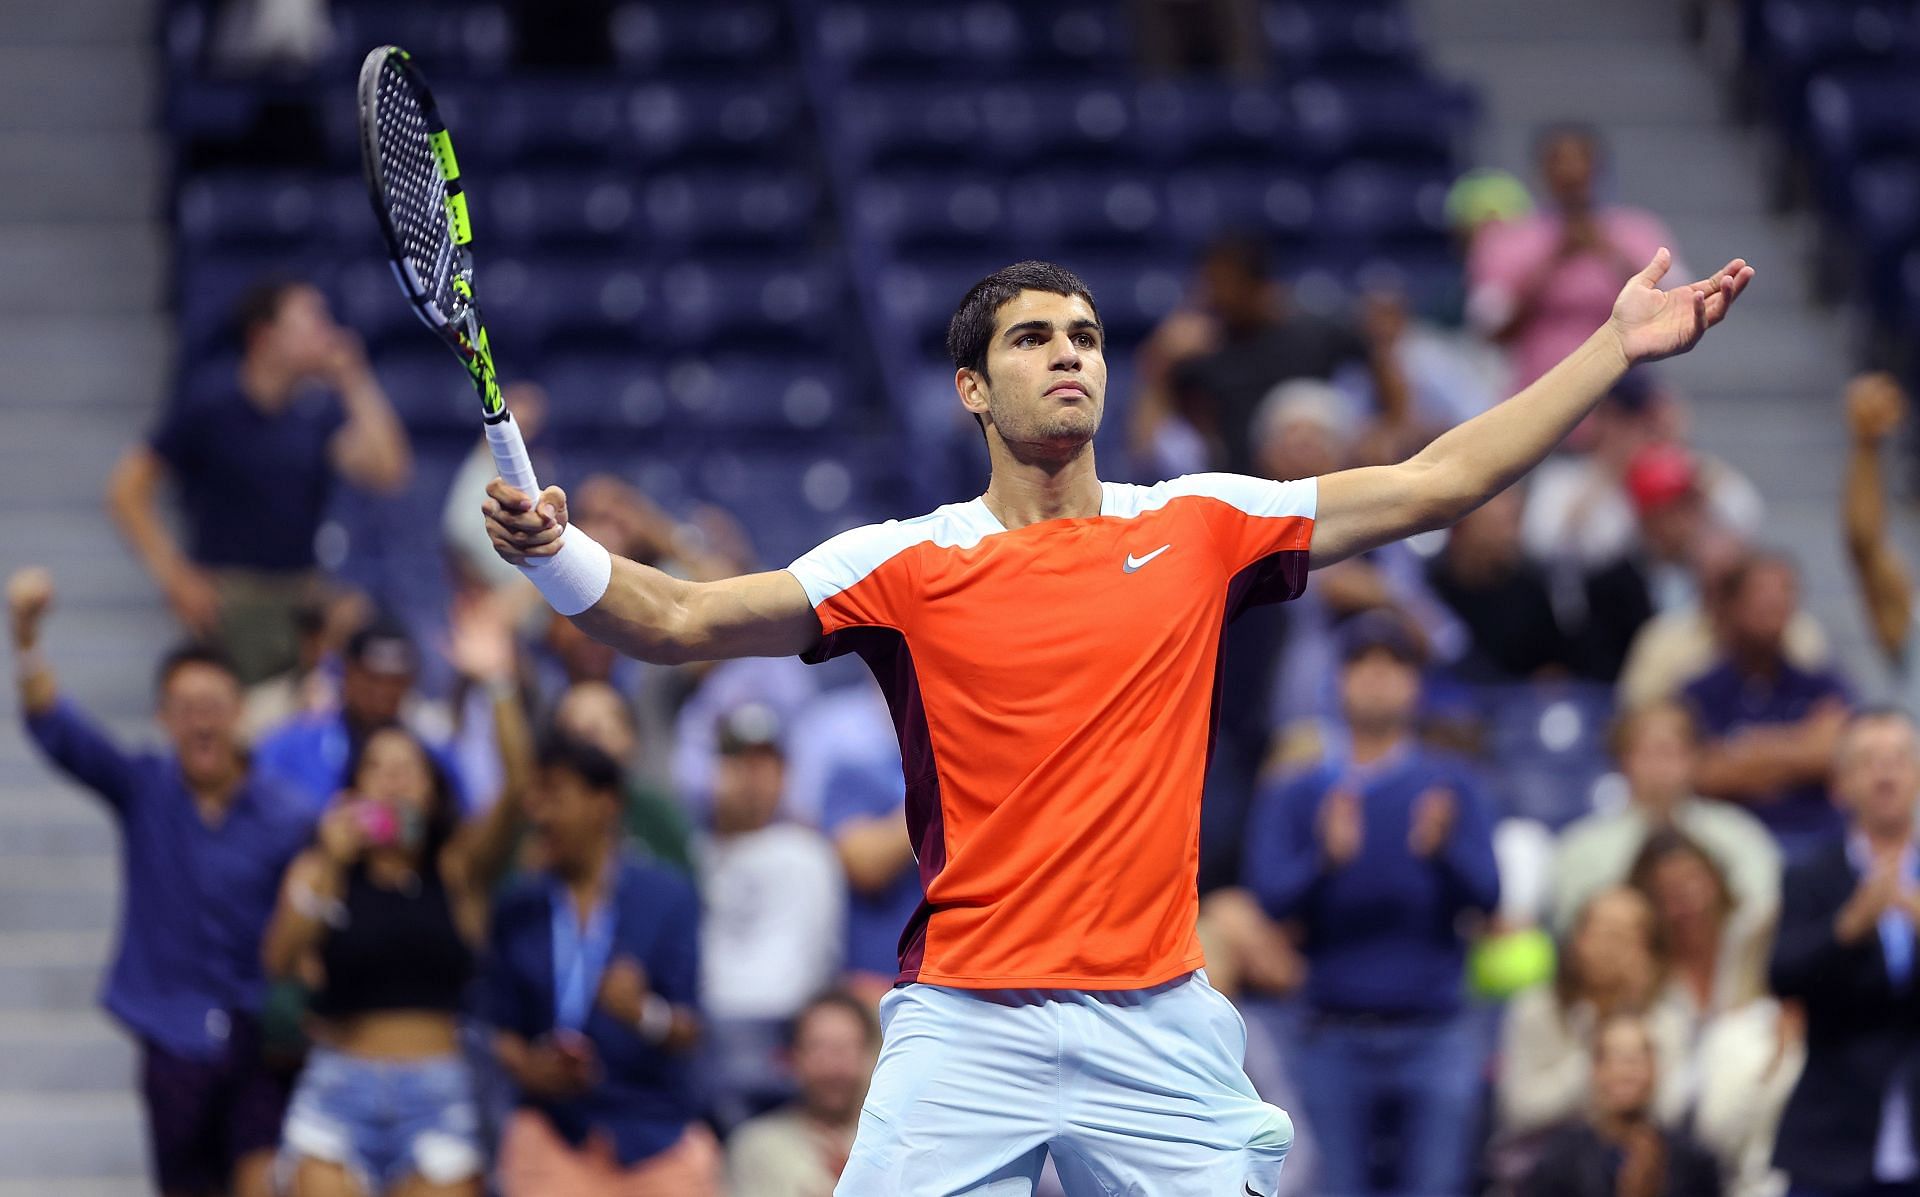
[786,473,1317,990]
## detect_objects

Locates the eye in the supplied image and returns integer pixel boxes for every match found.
[1073,332,1097,349]
[1015,334,1041,348]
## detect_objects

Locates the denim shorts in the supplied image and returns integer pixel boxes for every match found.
[281,1048,484,1189]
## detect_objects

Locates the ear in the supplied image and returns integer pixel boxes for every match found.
[955,367,990,418]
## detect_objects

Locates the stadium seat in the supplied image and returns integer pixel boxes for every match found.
[650,259,843,349]
[1263,0,1419,73]
[1315,162,1452,244]
[538,353,674,435]
[329,4,515,78]
[1291,75,1470,167]
[626,79,808,168]
[854,176,1012,254]
[481,172,643,250]
[1134,81,1302,169]
[610,2,790,75]
[370,350,492,434]
[1007,172,1168,250]
[814,2,1024,82]
[1163,166,1318,251]
[175,173,367,251]
[640,169,822,252]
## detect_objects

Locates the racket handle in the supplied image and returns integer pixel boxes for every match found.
[485,414,541,502]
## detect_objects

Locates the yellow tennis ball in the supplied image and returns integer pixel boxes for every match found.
[1468,928,1556,999]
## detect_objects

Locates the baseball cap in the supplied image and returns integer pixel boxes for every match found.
[1625,443,1697,515]
[345,618,420,677]
[716,702,784,756]
[1337,610,1425,666]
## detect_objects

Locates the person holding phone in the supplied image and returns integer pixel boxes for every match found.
[262,598,532,1197]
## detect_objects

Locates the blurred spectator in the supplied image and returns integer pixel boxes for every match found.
[1468,125,1679,389]
[1427,488,1575,681]
[11,568,312,1197]
[1551,700,1781,938]
[1134,235,1410,476]
[1519,1013,1722,1197]
[698,703,846,1128]
[1496,888,1694,1182]
[1242,613,1499,1197]
[107,279,410,684]
[486,737,716,1196]
[782,677,904,831]
[1841,373,1920,698]
[671,656,819,816]
[262,602,530,1197]
[1686,552,1850,855]
[1629,829,1769,1021]
[254,616,466,816]
[442,382,550,600]
[1617,528,1830,712]
[1770,708,1920,1197]
[240,590,368,741]
[552,680,694,875]
[1342,288,1501,445]
[1692,996,1805,1197]
[727,991,881,1197]
[819,758,920,1002]
[1132,0,1265,79]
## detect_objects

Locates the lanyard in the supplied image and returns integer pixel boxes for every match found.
[550,881,616,1033]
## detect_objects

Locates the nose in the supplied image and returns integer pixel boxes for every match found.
[1049,333,1081,372]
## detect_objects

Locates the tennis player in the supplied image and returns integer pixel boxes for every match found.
[484,249,1752,1196]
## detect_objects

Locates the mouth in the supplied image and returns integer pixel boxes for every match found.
[1046,381,1089,400]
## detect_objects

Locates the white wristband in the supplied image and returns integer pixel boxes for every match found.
[522,527,613,617]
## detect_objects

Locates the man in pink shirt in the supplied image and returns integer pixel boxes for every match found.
[1469,126,1679,389]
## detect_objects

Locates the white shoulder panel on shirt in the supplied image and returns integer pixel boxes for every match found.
[786,499,1004,608]
[1101,474,1319,522]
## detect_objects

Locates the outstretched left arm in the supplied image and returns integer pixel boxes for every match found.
[1310,250,1754,568]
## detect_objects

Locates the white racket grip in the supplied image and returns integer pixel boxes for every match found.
[485,414,540,500]
[485,415,612,615]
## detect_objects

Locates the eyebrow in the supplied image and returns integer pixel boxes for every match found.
[1001,318,1104,342]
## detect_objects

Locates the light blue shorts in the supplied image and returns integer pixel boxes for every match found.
[836,970,1293,1197]
[280,1048,484,1190]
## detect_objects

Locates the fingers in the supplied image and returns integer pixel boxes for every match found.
[1634,246,1673,288]
[485,477,534,512]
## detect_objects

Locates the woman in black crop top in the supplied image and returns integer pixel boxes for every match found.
[263,607,532,1197]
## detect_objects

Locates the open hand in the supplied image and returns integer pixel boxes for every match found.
[1407,787,1457,859]
[162,563,222,638]
[595,956,651,1028]
[484,478,571,565]
[1318,788,1364,869]
[1609,249,1754,365]
[446,592,515,685]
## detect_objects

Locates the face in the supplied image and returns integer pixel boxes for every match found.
[354,728,436,822]
[158,662,243,788]
[1338,647,1420,732]
[959,290,1107,459]
[1637,495,1704,564]
[1619,708,1696,806]
[712,748,786,832]
[1644,849,1728,936]
[548,611,618,683]
[1729,561,1797,654]
[1591,1019,1657,1119]
[1540,132,1598,211]
[1256,418,1346,483]
[792,1003,878,1124]
[555,682,637,762]
[526,764,617,874]
[1199,253,1268,327]
[1444,490,1523,568]
[341,662,412,728]
[1836,716,1920,839]
[255,285,339,374]
[1573,888,1657,997]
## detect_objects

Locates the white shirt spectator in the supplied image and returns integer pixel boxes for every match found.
[697,824,846,1020]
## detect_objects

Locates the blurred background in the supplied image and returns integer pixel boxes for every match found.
[4,0,1920,1193]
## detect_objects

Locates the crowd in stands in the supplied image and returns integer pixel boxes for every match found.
[18,3,1920,1196]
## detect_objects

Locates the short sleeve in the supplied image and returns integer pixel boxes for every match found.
[1176,473,1317,576]
[787,519,940,663]
[148,396,201,475]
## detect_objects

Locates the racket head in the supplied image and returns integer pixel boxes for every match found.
[357,44,506,418]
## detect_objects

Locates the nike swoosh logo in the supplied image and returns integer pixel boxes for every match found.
[1243,1186,1268,1197]
[1124,544,1171,573]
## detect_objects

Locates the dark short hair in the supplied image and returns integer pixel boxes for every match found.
[154,642,239,695]
[1627,827,1734,916]
[232,277,307,343]
[1710,550,1796,611]
[538,734,625,796]
[1200,232,1272,284]
[945,260,1099,378]
[788,988,881,1050]
[344,724,462,859]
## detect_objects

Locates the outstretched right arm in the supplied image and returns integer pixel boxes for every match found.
[483,479,821,665]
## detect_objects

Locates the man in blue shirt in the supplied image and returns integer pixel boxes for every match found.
[485,736,719,1195]
[10,567,314,1197]
[1685,551,1851,858]
[253,617,467,816]
[1243,611,1500,1197]
[105,278,411,683]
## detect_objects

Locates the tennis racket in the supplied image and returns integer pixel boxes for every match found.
[356,45,542,506]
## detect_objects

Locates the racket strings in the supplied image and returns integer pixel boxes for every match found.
[375,66,460,326]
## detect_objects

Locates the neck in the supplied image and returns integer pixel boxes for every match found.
[1348,724,1406,765]
[1632,787,1683,824]
[981,445,1102,530]
[188,762,243,817]
[560,840,614,906]
[806,1102,861,1136]
[238,354,295,412]
[1863,822,1913,857]
[1593,1107,1650,1143]
[1731,643,1782,678]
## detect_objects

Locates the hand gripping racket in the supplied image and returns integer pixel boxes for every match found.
[356,46,543,509]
